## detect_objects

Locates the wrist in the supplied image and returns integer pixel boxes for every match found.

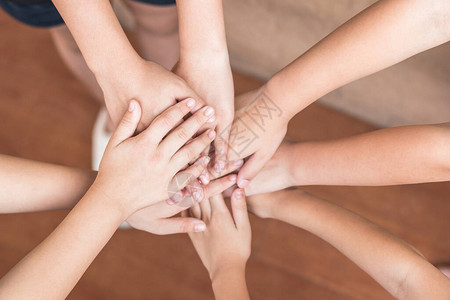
[91,50,143,83]
[266,72,300,121]
[86,182,129,223]
[210,261,246,282]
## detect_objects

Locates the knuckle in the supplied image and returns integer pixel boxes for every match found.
[176,127,190,141]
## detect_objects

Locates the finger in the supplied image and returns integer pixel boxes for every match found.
[109,100,142,146]
[208,158,243,181]
[156,217,206,234]
[214,125,230,175]
[199,169,210,185]
[198,190,211,221]
[150,199,191,218]
[190,203,202,220]
[209,192,228,213]
[183,180,205,206]
[160,106,216,157]
[144,98,197,143]
[231,188,250,230]
[204,174,237,198]
[167,156,210,205]
[170,129,216,172]
[237,151,272,188]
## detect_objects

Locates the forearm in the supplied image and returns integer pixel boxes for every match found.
[177,0,228,57]
[0,154,96,213]
[211,265,250,300]
[290,123,450,186]
[0,187,125,299]
[266,0,450,118]
[51,0,140,76]
[270,190,450,299]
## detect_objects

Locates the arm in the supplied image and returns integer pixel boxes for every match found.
[246,122,450,195]
[175,0,234,176]
[0,154,95,213]
[186,190,251,300]
[248,189,450,300]
[229,0,450,183]
[0,99,216,298]
[51,0,205,131]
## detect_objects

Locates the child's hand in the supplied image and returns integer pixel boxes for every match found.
[97,59,205,133]
[227,87,288,188]
[185,189,251,279]
[244,141,297,196]
[92,98,216,218]
[173,55,234,177]
[127,174,238,234]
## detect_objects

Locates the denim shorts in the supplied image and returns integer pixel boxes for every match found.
[0,0,176,28]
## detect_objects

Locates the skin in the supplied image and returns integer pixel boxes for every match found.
[244,122,450,195]
[174,0,234,175]
[247,189,450,300]
[0,99,219,298]
[229,0,450,187]
[50,0,206,133]
[185,190,251,300]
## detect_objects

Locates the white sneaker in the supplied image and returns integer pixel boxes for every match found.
[92,108,131,229]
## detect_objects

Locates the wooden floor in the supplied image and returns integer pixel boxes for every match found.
[1,9,449,300]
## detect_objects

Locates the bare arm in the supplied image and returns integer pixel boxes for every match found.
[248,189,450,300]
[175,0,234,174]
[246,122,450,195]
[0,154,95,213]
[230,0,450,182]
[267,0,450,118]
[50,0,205,131]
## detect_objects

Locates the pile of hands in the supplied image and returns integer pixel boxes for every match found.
[92,53,291,280]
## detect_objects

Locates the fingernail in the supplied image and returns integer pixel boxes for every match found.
[214,163,221,173]
[234,160,244,167]
[199,175,209,184]
[207,116,216,123]
[235,189,243,199]
[203,156,211,164]
[128,101,135,112]
[171,191,183,204]
[193,190,202,202]
[229,174,237,182]
[194,223,206,232]
[204,107,214,117]
[186,98,196,108]
[167,198,175,205]
[238,179,249,188]
[208,130,216,139]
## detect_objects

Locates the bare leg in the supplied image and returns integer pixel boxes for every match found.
[124,0,179,70]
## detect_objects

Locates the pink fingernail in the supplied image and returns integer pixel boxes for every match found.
[204,107,214,117]
[195,223,206,232]
[128,101,136,112]
[229,175,237,182]
[208,130,216,139]
[234,160,244,167]
[186,98,196,108]
[203,156,211,164]
[238,179,249,188]
[199,175,209,184]
[171,191,183,203]
[235,189,243,199]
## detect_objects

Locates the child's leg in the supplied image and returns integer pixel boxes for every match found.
[123,0,179,70]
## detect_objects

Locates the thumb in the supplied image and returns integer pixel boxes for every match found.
[231,188,250,230]
[110,100,141,146]
[236,151,269,188]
